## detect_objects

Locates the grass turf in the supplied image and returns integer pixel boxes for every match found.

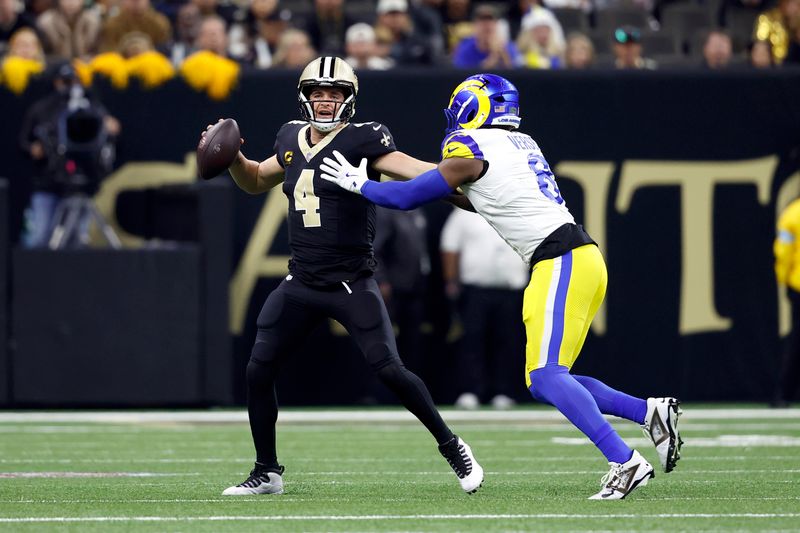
[0,406,799,532]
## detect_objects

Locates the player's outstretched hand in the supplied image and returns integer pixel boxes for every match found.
[320,150,368,194]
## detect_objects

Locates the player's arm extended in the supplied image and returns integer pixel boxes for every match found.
[229,153,284,194]
[367,152,478,211]
[372,151,435,180]
[320,151,484,210]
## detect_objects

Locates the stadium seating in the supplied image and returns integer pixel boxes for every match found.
[640,30,681,55]
[660,2,714,53]
[594,6,652,33]
[552,7,590,33]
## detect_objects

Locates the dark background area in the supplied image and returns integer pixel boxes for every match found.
[1,68,799,406]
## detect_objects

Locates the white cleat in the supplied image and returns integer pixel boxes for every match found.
[589,450,654,500]
[439,435,484,494]
[222,465,284,495]
[642,397,683,473]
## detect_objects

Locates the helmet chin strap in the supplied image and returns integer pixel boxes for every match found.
[310,120,340,133]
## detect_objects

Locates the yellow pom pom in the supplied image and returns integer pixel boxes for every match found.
[90,52,130,89]
[0,57,44,95]
[73,59,93,87]
[180,51,240,100]
[127,51,175,89]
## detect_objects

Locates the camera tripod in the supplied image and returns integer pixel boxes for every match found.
[48,193,122,250]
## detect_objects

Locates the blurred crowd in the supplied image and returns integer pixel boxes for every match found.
[1,0,799,96]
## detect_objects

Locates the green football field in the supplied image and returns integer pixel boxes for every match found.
[0,406,798,532]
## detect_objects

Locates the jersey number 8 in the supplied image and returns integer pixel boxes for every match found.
[528,154,564,205]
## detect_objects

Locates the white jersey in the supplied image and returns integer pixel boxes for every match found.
[441,128,574,265]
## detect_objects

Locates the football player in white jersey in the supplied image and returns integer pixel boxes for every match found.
[320,73,683,500]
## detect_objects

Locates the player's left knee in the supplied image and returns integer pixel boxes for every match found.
[529,365,568,394]
[246,358,278,388]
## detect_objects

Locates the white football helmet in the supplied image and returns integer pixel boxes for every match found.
[298,56,358,133]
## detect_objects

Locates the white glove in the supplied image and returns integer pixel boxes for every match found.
[320,150,369,194]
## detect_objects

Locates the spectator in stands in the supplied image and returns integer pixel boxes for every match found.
[441,0,472,52]
[1,0,36,54]
[191,0,237,27]
[100,0,172,52]
[1,27,45,93]
[26,0,53,18]
[119,30,152,57]
[345,22,394,70]
[375,0,438,65]
[164,2,200,67]
[271,28,316,68]
[301,0,354,56]
[4,25,43,61]
[517,7,565,68]
[749,38,775,67]
[507,0,540,40]
[231,0,291,69]
[36,0,102,60]
[753,0,800,65]
[564,31,594,68]
[408,0,446,59]
[441,208,529,410]
[546,0,591,8]
[701,29,733,69]
[452,3,521,68]
[611,25,656,69]
[195,15,228,57]
[772,198,800,407]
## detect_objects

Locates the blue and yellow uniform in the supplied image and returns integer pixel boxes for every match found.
[320,73,676,498]
[440,126,600,386]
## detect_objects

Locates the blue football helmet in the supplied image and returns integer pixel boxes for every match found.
[444,74,521,133]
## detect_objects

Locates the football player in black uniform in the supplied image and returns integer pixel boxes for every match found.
[213,56,483,496]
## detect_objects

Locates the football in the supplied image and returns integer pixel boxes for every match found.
[197,118,241,180]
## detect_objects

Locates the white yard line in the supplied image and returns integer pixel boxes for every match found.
[0,408,798,424]
[3,469,800,478]
[0,514,799,523]
[1,455,796,464]
[3,496,799,504]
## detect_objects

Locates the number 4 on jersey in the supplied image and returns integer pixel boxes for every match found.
[294,169,321,227]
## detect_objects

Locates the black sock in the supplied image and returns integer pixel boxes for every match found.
[246,359,281,470]
[375,362,454,445]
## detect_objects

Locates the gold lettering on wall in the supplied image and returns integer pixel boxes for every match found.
[556,162,615,335]
[775,172,800,336]
[616,158,776,334]
[93,153,198,247]
[229,187,290,335]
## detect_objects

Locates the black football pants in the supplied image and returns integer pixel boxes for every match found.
[246,275,453,469]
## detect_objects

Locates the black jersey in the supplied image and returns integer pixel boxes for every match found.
[273,120,397,287]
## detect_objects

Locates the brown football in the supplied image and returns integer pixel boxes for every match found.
[197,118,241,180]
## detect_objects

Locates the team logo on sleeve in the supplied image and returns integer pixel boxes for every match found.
[380,133,391,147]
[284,151,293,165]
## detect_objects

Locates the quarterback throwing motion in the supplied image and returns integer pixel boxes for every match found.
[213,57,483,496]
[321,73,684,500]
